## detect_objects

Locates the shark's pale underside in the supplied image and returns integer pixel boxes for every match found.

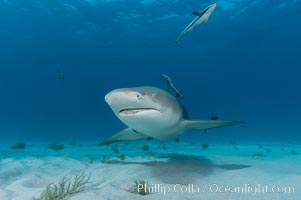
[99,86,243,145]
[176,3,217,44]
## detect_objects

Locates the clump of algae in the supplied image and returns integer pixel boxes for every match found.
[33,171,91,200]
[126,179,150,195]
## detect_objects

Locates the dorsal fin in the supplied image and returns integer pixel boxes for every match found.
[192,4,213,16]
[192,11,204,16]
[179,101,189,119]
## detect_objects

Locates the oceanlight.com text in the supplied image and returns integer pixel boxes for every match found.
[137,183,295,196]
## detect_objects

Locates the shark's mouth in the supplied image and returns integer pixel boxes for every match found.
[119,108,158,115]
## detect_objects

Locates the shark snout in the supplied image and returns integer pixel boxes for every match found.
[104,89,140,106]
[105,91,118,105]
[104,93,111,104]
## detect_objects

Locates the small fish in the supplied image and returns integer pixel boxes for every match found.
[56,67,65,81]
[176,3,217,44]
[162,74,184,99]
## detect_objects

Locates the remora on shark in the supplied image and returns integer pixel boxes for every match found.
[99,86,244,145]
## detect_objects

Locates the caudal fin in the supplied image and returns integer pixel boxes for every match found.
[184,120,245,131]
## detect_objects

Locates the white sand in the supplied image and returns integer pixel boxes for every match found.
[0,142,300,200]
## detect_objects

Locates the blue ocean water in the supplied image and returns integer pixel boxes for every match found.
[0,0,300,144]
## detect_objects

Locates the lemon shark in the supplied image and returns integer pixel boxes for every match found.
[99,86,243,145]
[176,3,217,44]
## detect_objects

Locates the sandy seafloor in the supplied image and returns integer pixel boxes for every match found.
[0,140,300,200]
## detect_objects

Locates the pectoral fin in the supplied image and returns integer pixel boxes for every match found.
[98,128,149,146]
[184,120,245,131]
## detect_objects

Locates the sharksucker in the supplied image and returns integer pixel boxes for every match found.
[176,3,217,44]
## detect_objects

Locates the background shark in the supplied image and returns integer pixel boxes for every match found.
[99,86,243,145]
[176,3,217,44]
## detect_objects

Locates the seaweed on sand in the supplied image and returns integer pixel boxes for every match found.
[10,142,26,149]
[33,171,91,200]
[101,155,110,163]
[49,144,64,152]
[70,142,77,146]
[252,152,263,158]
[126,179,150,195]
[120,154,126,160]
[142,144,149,151]
[201,143,209,149]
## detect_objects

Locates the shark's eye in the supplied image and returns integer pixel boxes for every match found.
[137,94,141,98]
